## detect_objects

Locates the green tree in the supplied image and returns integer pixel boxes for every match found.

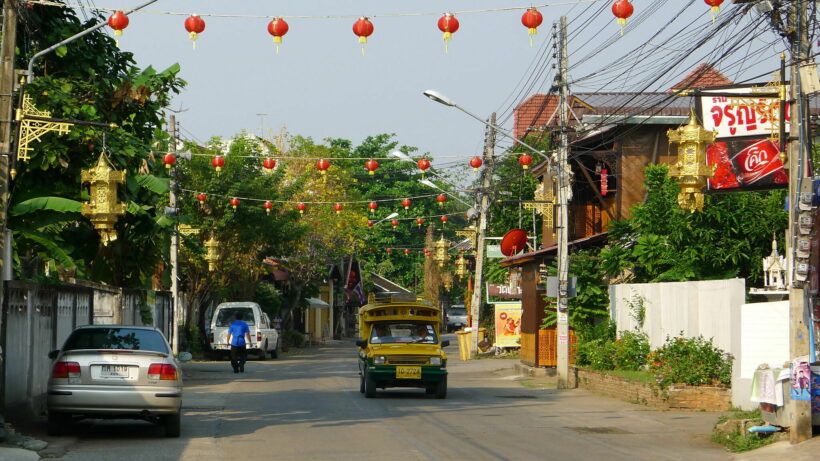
[9,4,185,286]
[600,164,787,284]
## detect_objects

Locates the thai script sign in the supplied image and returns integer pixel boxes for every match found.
[487,283,523,299]
[699,85,790,139]
[697,84,789,191]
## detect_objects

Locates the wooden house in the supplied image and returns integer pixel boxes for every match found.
[501,64,733,367]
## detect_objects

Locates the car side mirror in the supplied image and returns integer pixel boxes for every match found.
[48,350,60,360]
[355,339,367,348]
[441,340,450,348]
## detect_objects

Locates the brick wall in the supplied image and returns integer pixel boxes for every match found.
[569,367,731,411]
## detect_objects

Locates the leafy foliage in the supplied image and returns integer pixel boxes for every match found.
[542,249,611,328]
[600,165,787,285]
[648,335,733,389]
[10,4,185,286]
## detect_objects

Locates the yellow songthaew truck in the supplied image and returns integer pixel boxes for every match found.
[356,292,450,398]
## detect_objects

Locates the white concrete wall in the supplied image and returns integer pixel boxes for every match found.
[733,301,790,410]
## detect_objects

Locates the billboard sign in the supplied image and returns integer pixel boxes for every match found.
[494,302,522,348]
[697,84,789,191]
[486,283,523,299]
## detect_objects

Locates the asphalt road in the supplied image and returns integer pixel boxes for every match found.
[39,337,735,461]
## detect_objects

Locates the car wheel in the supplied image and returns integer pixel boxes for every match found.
[47,411,70,436]
[258,342,268,361]
[359,372,366,394]
[270,339,279,359]
[163,412,181,438]
[435,375,447,399]
[425,385,435,395]
[364,371,377,398]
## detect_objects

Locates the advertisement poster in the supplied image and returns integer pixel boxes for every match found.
[812,366,820,414]
[791,357,811,401]
[697,84,789,192]
[494,302,522,348]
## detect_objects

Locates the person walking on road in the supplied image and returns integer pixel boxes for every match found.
[227,311,252,373]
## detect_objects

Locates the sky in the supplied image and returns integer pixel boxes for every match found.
[70,0,785,168]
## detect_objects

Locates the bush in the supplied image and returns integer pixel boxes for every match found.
[282,329,305,349]
[576,330,649,371]
[648,334,733,389]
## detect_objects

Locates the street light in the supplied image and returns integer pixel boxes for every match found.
[422,90,550,163]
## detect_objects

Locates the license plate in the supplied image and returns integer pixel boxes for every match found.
[98,365,134,379]
[396,366,421,379]
[215,344,230,350]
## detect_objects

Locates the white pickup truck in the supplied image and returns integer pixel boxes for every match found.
[209,302,280,359]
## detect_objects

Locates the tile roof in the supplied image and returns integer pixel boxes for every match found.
[669,63,734,91]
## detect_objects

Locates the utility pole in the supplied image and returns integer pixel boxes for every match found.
[168,114,179,356]
[468,113,495,356]
[0,0,19,298]
[556,16,572,389]
[786,0,812,444]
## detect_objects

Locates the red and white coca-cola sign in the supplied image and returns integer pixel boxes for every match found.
[707,139,787,190]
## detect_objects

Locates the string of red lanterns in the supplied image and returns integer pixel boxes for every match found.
[101,1,682,50]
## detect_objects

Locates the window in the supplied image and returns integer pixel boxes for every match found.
[370,323,438,345]
[64,328,169,353]
[215,308,256,327]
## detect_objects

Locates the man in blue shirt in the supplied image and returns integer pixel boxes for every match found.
[226,311,252,373]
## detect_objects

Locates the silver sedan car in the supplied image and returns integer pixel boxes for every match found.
[47,325,183,437]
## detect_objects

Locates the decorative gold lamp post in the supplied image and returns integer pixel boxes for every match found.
[204,236,220,271]
[81,153,126,245]
[433,235,450,268]
[667,112,717,212]
[454,254,468,280]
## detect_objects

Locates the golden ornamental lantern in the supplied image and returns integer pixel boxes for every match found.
[81,152,126,245]
[454,255,468,279]
[434,235,450,268]
[667,112,717,212]
[204,236,220,271]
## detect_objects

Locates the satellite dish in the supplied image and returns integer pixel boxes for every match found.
[500,229,529,256]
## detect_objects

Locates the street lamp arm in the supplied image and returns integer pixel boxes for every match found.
[27,0,160,84]
[423,90,551,162]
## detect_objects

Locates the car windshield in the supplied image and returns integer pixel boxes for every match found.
[449,309,467,316]
[63,328,169,353]
[370,323,438,345]
[215,307,256,327]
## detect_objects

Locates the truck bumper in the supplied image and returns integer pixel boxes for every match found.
[367,366,447,388]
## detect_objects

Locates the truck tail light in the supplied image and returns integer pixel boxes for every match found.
[52,361,81,379]
[257,332,262,343]
[148,363,178,380]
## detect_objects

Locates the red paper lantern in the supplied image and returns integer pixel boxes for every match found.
[108,11,129,37]
[230,197,240,210]
[416,217,424,228]
[162,153,176,169]
[184,14,206,49]
[469,156,483,171]
[704,0,723,22]
[440,215,449,224]
[417,158,431,174]
[437,194,447,206]
[316,159,330,174]
[518,153,533,170]
[386,248,392,255]
[211,155,225,173]
[402,198,412,210]
[267,17,289,53]
[437,13,459,52]
[521,8,543,42]
[262,157,276,173]
[611,1,634,35]
[368,201,379,213]
[601,168,609,196]
[297,202,307,214]
[365,159,379,175]
[404,249,410,255]
[391,219,399,228]
[197,192,206,207]
[367,220,374,227]
[263,201,273,215]
[353,17,374,54]
[333,203,344,214]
